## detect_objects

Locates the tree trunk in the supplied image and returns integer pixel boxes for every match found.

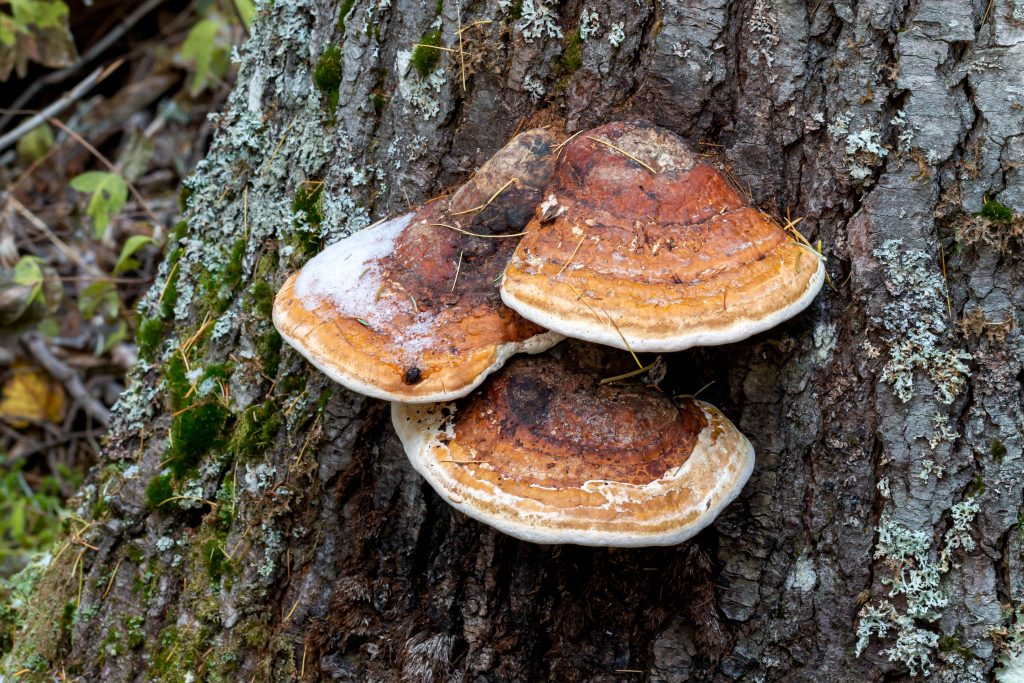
[6,0,1024,680]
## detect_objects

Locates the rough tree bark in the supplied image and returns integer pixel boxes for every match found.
[5,0,1024,681]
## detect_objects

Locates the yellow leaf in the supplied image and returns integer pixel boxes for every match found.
[0,365,65,427]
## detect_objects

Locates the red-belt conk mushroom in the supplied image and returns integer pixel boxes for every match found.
[272,129,564,402]
[500,120,825,352]
[392,353,754,547]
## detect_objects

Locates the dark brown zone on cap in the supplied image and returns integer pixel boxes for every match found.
[380,177,546,314]
[449,355,707,488]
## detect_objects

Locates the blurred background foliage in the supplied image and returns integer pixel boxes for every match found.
[0,0,251,578]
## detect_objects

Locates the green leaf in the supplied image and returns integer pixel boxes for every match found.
[78,281,119,322]
[11,0,69,30]
[180,18,229,95]
[114,235,155,275]
[0,15,17,48]
[12,255,44,305]
[15,122,54,162]
[70,171,128,237]
[97,319,128,356]
[233,0,255,29]
[0,0,75,80]
[10,500,26,542]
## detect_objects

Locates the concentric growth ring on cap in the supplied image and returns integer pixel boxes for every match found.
[500,120,825,353]
[272,129,565,403]
[392,354,755,547]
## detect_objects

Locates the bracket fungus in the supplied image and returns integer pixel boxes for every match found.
[273,130,564,402]
[392,353,755,547]
[500,120,825,352]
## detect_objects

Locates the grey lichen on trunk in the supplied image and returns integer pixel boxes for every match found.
[4,0,1024,681]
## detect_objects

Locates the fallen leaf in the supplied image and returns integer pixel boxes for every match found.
[0,365,66,427]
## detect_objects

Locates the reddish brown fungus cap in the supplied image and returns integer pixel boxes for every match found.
[392,353,755,546]
[273,129,563,402]
[500,121,825,352]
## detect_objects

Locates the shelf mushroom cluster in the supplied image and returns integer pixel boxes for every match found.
[274,121,825,547]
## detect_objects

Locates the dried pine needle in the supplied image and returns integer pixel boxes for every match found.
[586,136,658,174]
[557,236,586,275]
[599,358,661,385]
[553,130,583,155]
[450,177,518,216]
[565,282,643,369]
[431,222,528,238]
[451,249,464,292]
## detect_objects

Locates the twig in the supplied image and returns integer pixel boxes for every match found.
[0,60,123,152]
[261,118,296,177]
[557,236,586,275]
[45,115,166,235]
[7,196,97,274]
[457,19,493,33]
[413,43,457,52]
[284,591,303,623]
[101,556,124,600]
[552,130,582,155]
[565,283,642,369]
[456,0,467,92]
[0,0,165,132]
[22,332,111,426]
[156,495,219,509]
[180,314,215,354]
[939,244,952,316]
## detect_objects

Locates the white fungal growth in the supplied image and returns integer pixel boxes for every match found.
[294,213,454,359]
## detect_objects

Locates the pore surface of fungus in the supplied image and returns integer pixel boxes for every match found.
[273,129,563,402]
[500,120,825,352]
[392,353,755,546]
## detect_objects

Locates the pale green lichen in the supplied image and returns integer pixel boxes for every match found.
[929,413,958,449]
[396,48,447,120]
[995,608,1024,682]
[873,239,971,404]
[749,0,779,80]
[856,499,980,675]
[846,129,889,181]
[579,9,600,39]
[511,0,563,41]
[607,21,624,47]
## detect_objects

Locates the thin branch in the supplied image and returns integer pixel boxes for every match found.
[44,115,166,236]
[0,0,165,131]
[7,196,97,274]
[0,60,123,153]
[22,332,111,427]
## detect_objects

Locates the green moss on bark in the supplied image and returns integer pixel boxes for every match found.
[411,28,443,78]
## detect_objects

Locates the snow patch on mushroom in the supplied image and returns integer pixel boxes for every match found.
[295,212,415,325]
